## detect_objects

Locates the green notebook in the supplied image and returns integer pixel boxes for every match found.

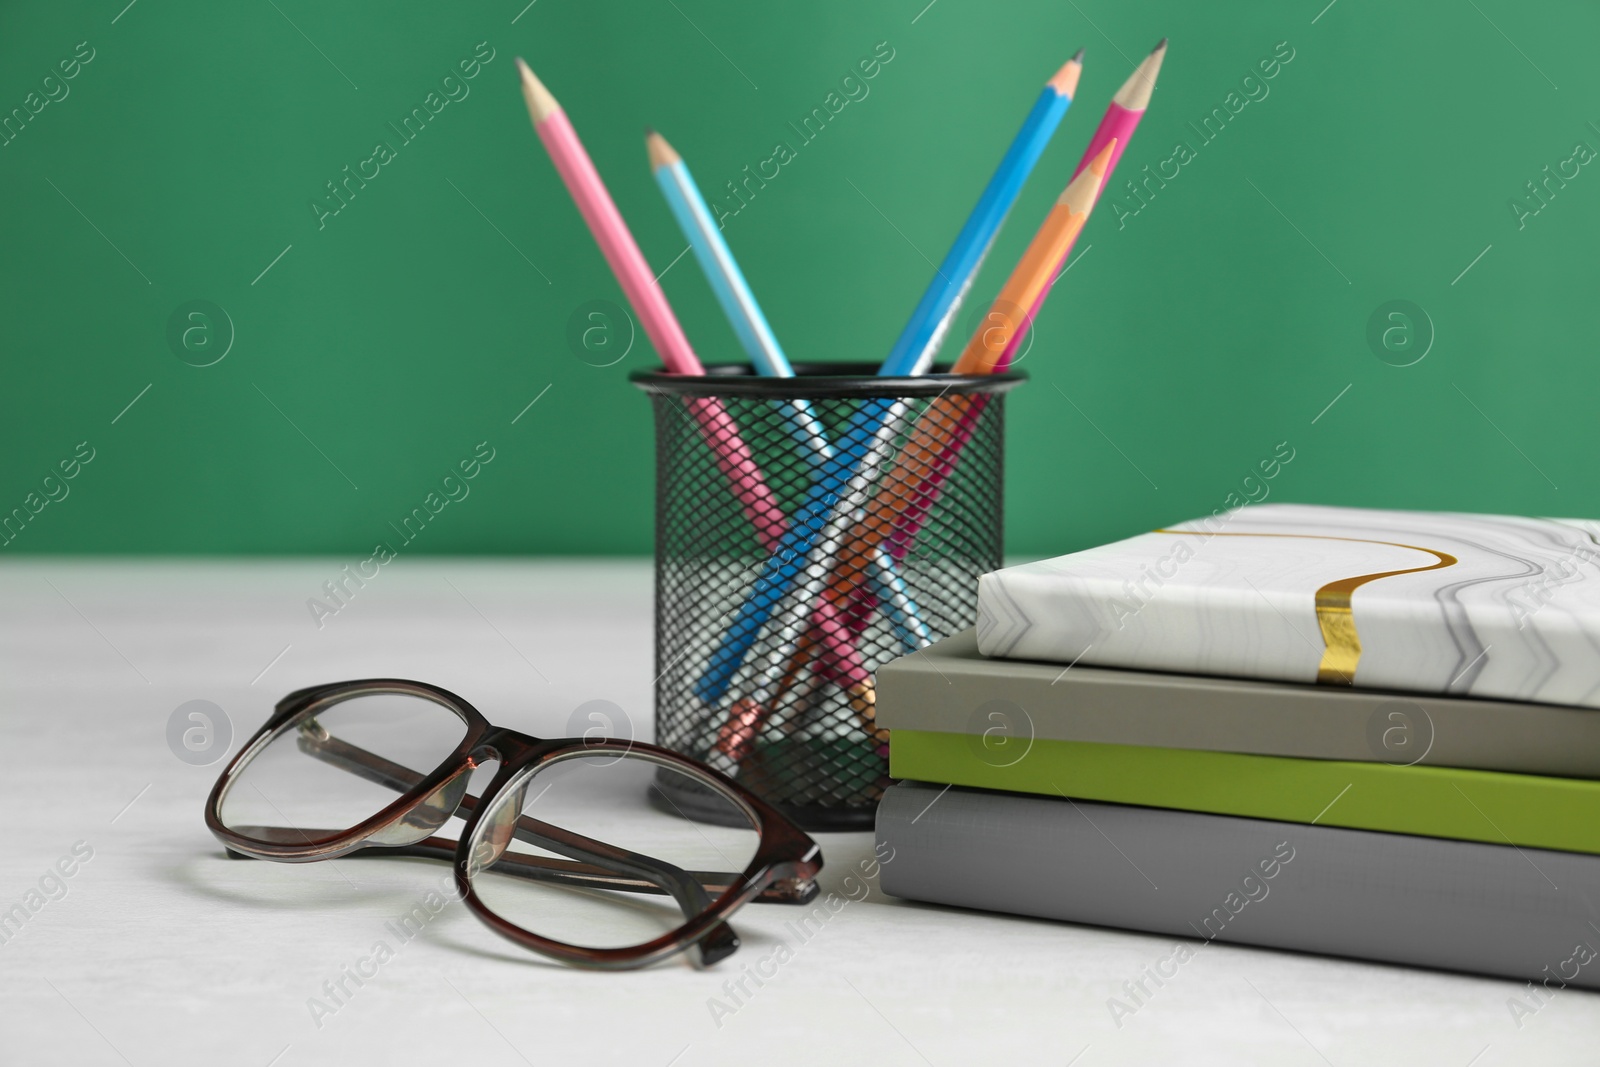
[890,730,1600,855]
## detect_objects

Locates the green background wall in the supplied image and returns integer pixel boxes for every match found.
[2,0,1593,557]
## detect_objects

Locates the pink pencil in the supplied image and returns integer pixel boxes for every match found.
[516,59,786,551]
[845,40,1169,633]
[889,43,1167,553]
[996,38,1165,369]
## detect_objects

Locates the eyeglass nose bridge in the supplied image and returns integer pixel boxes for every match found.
[366,763,475,847]
[465,775,530,877]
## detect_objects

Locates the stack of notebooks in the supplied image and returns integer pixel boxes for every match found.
[875,504,1600,990]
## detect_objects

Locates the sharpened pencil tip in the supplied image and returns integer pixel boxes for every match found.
[1112,39,1167,110]
[1088,138,1117,176]
[1059,138,1116,213]
[1072,47,1085,62]
[515,58,561,124]
[1050,52,1084,97]
[645,129,679,170]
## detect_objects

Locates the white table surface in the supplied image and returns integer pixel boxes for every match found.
[2,559,1596,1067]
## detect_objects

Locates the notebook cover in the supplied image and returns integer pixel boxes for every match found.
[887,728,1600,855]
[877,781,1600,992]
[977,504,1600,708]
[875,630,1600,778]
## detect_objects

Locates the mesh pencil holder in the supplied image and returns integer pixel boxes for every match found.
[631,362,1026,831]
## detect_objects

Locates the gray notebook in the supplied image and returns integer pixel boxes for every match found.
[877,781,1600,992]
[875,630,1600,777]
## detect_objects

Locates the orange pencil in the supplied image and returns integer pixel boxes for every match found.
[822,395,977,623]
[951,139,1115,375]
[817,141,1118,634]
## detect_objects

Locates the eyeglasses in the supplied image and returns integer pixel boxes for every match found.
[205,680,822,970]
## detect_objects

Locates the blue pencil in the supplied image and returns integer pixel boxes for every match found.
[696,396,901,705]
[694,55,1083,709]
[878,52,1081,376]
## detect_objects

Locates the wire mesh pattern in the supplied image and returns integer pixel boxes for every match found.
[633,363,1025,830]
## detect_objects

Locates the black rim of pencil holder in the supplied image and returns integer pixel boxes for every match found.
[632,362,1026,831]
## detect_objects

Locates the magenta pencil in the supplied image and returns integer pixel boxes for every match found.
[994,39,1166,369]
[848,40,1170,628]
[516,59,786,550]
[892,43,1168,550]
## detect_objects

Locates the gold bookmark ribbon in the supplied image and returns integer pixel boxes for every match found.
[1154,529,1458,686]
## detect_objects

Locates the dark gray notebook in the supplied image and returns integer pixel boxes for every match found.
[875,630,1600,777]
[878,781,1600,992]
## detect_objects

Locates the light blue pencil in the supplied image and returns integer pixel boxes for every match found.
[650,131,929,660]
[647,131,832,464]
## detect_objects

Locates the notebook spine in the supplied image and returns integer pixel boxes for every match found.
[876,782,1600,992]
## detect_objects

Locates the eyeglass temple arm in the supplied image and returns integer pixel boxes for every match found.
[229,830,810,908]
[347,837,753,898]
[292,724,811,904]
[293,725,734,919]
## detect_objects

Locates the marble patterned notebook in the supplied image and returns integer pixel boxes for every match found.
[977,504,1600,708]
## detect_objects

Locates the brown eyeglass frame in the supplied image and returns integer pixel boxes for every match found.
[204,679,823,970]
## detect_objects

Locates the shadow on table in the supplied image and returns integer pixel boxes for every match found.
[160,850,795,971]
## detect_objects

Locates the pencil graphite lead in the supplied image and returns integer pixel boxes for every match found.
[1072,47,1085,62]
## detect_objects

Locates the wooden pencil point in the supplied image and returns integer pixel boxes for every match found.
[515,58,561,124]
[1061,139,1115,212]
[1112,40,1167,111]
[1049,52,1084,98]
[1086,138,1116,176]
[645,130,680,170]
